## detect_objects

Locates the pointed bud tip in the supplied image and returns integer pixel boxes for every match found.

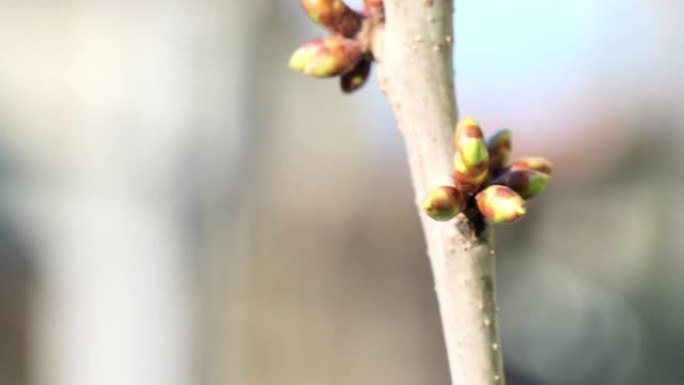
[454,116,488,171]
[288,44,319,71]
[527,171,550,197]
[487,129,512,148]
[496,128,512,139]
[457,116,480,130]
[454,115,485,153]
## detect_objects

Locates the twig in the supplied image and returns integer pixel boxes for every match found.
[373,1,506,383]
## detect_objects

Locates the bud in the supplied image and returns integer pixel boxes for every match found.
[422,186,465,221]
[340,58,371,93]
[289,36,362,78]
[476,185,527,223]
[453,117,489,192]
[300,0,363,37]
[509,156,553,175]
[454,116,481,149]
[487,129,512,175]
[453,155,489,193]
[493,169,549,199]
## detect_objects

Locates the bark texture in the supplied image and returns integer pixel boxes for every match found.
[374,1,506,384]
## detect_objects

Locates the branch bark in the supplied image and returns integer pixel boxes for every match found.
[374,1,506,384]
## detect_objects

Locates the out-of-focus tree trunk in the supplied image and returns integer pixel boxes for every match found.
[0,2,240,385]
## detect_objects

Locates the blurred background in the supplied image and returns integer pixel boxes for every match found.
[0,0,683,384]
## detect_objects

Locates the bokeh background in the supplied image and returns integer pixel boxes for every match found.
[0,0,683,384]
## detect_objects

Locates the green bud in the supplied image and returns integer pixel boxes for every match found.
[288,41,321,72]
[487,129,512,175]
[459,134,489,169]
[509,156,553,175]
[453,154,489,193]
[288,36,362,78]
[422,186,465,221]
[300,0,363,37]
[340,58,371,93]
[454,116,481,148]
[454,117,488,167]
[476,185,527,224]
[452,116,489,192]
[493,169,549,199]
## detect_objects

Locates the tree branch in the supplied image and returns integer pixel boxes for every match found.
[374,1,506,384]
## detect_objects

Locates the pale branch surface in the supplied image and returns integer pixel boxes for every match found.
[373,1,506,384]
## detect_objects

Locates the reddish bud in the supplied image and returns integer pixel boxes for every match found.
[289,36,362,78]
[340,58,371,93]
[509,156,553,175]
[454,116,482,150]
[453,116,489,192]
[492,169,549,199]
[300,0,363,37]
[422,186,465,221]
[487,129,512,175]
[476,185,527,224]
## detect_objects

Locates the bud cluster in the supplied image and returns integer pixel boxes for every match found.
[288,0,384,93]
[422,116,552,224]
